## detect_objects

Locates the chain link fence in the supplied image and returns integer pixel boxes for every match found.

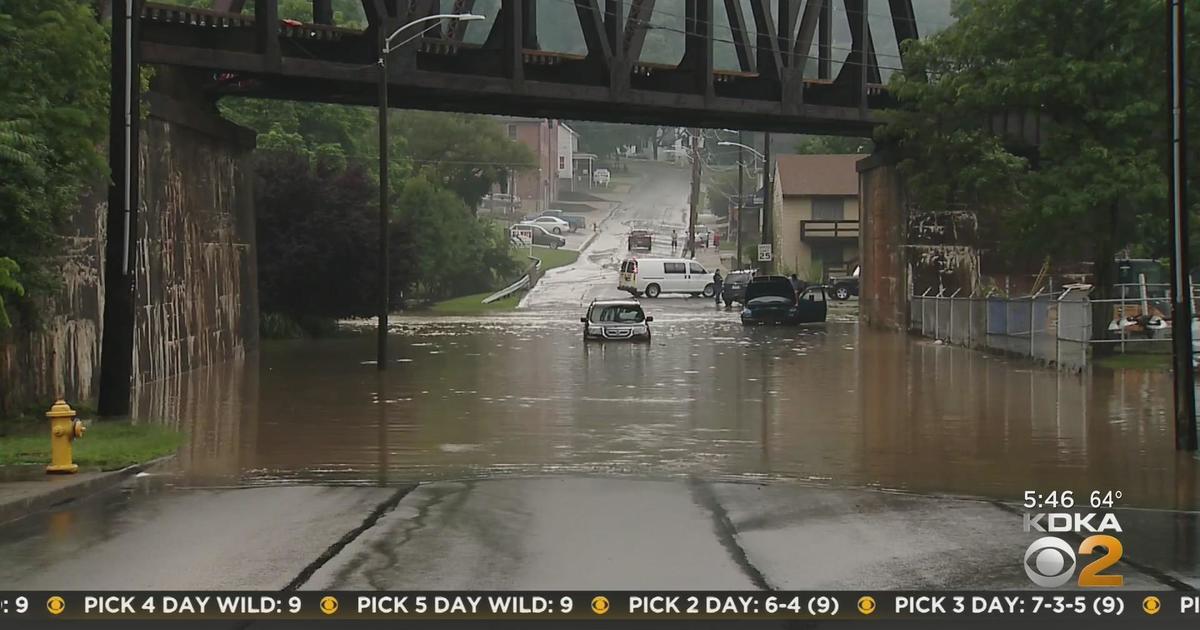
[910,289,1093,371]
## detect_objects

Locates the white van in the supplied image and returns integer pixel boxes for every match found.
[618,258,714,298]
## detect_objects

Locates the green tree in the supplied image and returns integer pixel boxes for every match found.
[882,0,1166,296]
[793,135,872,155]
[391,176,519,300]
[253,151,380,326]
[0,0,109,326]
[393,112,535,211]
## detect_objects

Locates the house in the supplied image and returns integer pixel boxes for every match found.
[557,123,577,183]
[556,123,597,191]
[496,117,559,213]
[770,154,864,280]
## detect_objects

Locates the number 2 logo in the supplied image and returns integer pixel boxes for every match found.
[1024,535,1123,587]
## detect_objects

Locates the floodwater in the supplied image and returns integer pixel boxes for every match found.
[130,162,1199,511]
[132,305,1199,510]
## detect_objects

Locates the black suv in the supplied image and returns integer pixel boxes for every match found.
[720,270,756,306]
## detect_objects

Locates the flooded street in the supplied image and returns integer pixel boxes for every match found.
[5,163,1199,594]
[135,164,1197,510]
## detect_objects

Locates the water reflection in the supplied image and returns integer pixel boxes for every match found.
[134,315,1199,509]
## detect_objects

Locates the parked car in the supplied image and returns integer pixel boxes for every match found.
[830,266,860,301]
[540,209,586,232]
[528,215,571,235]
[627,229,653,251]
[484,192,522,210]
[618,257,714,298]
[511,223,566,248]
[740,276,827,325]
[594,168,611,186]
[720,269,757,306]
[581,299,653,342]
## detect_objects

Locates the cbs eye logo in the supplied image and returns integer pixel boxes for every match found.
[1024,535,1124,587]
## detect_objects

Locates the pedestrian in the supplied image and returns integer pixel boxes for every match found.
[789,273,803,299]
[594,222,599,233]
[671,230,678,250]
[713,231,720,248]
[712,269,724,306]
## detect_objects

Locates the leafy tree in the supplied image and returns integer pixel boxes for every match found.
[882,0,1167,298]
[391,176,519,300]
[253,151,380,324]
[793,135,872,155]
[569,121,654,160]
[393,111,535,211]
[0,0,109,326]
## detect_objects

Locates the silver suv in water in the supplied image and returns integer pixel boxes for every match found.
[581,300,652,342]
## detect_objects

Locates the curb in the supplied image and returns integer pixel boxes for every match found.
[0,455,176,526]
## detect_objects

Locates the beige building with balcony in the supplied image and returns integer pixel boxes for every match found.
[770,154,863,280]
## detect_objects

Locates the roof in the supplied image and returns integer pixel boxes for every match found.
[560,123,578,137]
[775,154,864,197]
[590,299,643,307]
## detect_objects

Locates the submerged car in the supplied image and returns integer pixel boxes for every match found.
[581,299,653,342]
[741,276,827,325]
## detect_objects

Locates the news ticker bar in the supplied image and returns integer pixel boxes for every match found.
[1,592,1198,621]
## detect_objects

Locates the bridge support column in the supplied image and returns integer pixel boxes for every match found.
[98,0,142,417]
[857,148,909,331]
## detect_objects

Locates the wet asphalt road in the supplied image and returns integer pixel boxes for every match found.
[1,162,1198,594]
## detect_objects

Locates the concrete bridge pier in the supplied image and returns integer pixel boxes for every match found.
[856,149,909,331]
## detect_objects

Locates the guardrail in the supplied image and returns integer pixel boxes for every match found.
[481,256,542,305]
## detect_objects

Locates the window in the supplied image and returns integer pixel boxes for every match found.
[590,305,645,323]
[689,262,705,274]
[812,197,845,221]
[664,262,686,274]
[559,156,566,170]
[507,124,517,139]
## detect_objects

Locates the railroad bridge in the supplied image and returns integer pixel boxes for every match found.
[134,0,927,133]
[96,0,934,414]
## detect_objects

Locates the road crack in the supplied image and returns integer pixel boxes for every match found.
[283,484,416,591]
[688,477,776,591]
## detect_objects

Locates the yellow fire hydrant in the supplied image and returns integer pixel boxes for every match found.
[46,400,85,474]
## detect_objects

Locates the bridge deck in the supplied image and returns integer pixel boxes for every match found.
[137,1,897,134]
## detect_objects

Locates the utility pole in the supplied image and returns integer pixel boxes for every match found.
[688,129,701,259]
[1167,0,1197,451]
[760,132,774,275]
[736,130,744,270]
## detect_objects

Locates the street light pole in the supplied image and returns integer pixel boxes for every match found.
[376,13,483,371]
[377,45,389,371]
[736,131,744,270]
[1167,0,1197,450]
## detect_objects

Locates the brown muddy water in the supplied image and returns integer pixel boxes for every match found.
[132,307,1199,510]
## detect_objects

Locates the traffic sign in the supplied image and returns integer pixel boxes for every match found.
[757,243,773,262]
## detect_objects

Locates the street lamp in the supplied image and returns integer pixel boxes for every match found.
[376,13,484,371]
[717,140,765,161]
